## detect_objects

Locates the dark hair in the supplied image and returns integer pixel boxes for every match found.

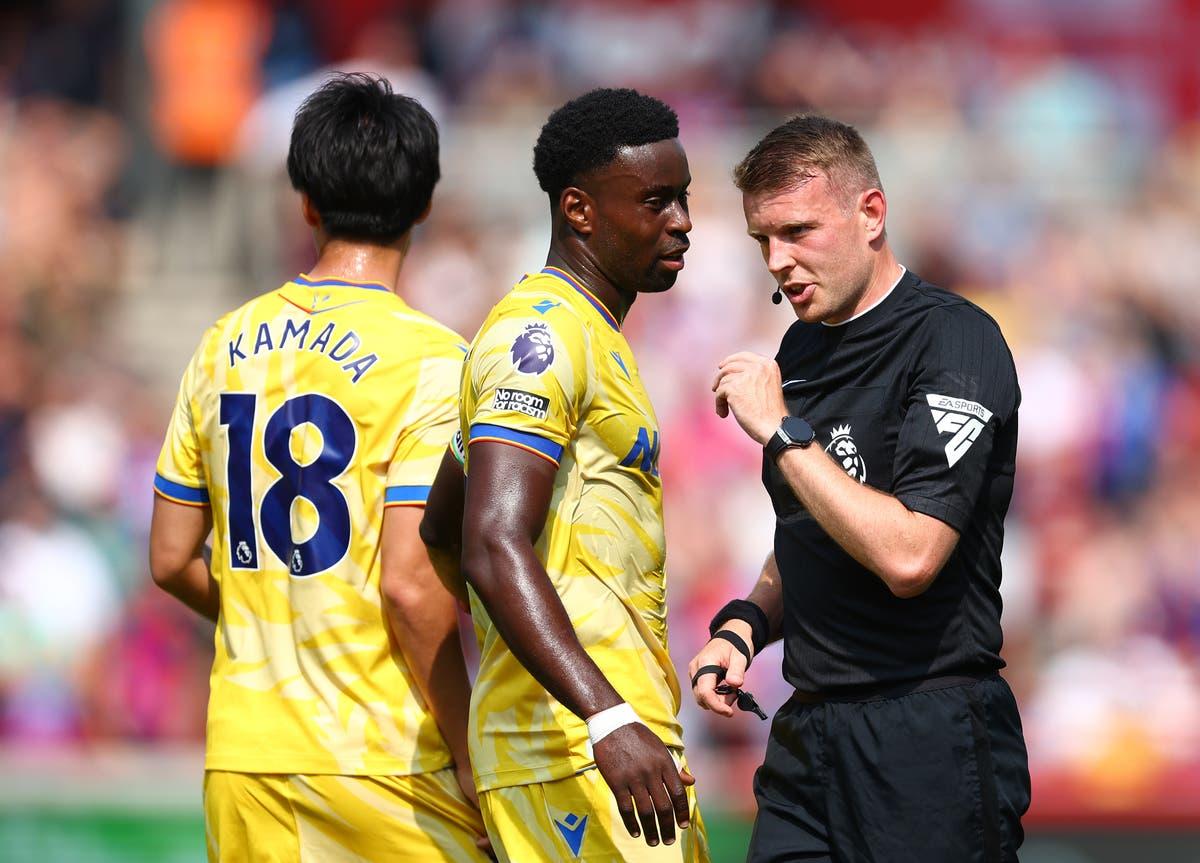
[533,88,678,200]
[287,72,439,243]
[734,115,882,207]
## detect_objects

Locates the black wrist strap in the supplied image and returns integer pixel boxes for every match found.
[690,664,726,688]
[709,599,770,655]
[712,630,753,667]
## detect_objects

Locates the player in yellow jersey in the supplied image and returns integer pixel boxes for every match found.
[147,74,491,862]
[422,88,709,862]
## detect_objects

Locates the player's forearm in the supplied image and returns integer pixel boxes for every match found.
[419,448,470,603]
[149,499,218,620]
[420,538,467,606]
[775,446,954,597]
[383,568,474,768]
[463,538,623,720]
[152,552,220,622]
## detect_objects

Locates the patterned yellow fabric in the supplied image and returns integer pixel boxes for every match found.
[204,768,489,862]
[156,274,466,775]
[461,267,685,792]
[478,762,710,863]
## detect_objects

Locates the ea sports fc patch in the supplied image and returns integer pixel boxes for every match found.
[925,393,993,467]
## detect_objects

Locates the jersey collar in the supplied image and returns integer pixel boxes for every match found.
[293,273,391,292]
[539,266,621,331]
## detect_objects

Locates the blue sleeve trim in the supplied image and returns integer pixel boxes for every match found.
[154,474,210,504]
[385,485,432,505]
[469,423,565,463]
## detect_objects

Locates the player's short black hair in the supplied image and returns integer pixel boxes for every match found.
[533,88,679,200]
[287,72,439,243]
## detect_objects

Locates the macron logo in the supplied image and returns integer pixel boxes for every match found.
[926,394,993,467]
[553,813,588,857]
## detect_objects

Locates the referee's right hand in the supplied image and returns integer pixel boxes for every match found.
[688,619,754,717]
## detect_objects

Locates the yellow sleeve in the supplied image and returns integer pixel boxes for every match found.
[154,344,209,506]
[465,308,590,467]
[384,341,466,507]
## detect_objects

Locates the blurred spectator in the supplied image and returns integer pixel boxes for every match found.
[144,0,269,168]
[11,0,123,108]
[0,489,120,740]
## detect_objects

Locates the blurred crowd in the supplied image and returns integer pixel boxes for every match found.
[3,0,1200,816]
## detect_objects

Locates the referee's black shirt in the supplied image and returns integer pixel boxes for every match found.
[765,269,1020,694]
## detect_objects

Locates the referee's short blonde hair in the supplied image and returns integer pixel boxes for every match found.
[734,115,883,212]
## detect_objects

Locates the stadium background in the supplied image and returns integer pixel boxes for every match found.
[2,0,1200,860]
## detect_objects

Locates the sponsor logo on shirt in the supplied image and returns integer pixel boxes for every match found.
[926,393,993,467]
[826,424,867,483]
[510,322,555,374]
[492,387,550,420]
[620,426,661,477]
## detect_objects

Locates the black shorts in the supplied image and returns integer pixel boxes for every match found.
[747,674,1030,863]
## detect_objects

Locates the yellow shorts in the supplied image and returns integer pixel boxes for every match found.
[204,768,489,862]
[479,764,710,863]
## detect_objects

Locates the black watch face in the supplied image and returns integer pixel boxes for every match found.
[781,416,815,446]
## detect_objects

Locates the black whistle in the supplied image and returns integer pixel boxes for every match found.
[715,682,769,721]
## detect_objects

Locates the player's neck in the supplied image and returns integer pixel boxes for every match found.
[544,248,633,326]
[308,237,408,293]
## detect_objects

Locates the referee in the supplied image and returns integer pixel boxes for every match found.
[690,116,1030,862]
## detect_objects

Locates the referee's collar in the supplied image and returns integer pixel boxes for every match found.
[822,265,907,328]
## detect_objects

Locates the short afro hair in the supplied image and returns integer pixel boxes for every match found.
[287,72,439,243]
[533,88,679,200]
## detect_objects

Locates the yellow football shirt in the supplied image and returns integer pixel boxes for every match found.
[461,267,684,792]
[155,273,466,775]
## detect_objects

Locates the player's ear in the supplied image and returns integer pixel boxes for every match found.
[300,193,322,229]
[414,200,432,226]
[559,186,594,237]
[860,188,886,243]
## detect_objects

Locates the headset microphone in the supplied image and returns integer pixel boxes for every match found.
[772,286,783,305]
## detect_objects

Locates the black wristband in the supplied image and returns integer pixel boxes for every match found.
[712,630,753,667]
[690,664,727,688]
[709,599,769,655]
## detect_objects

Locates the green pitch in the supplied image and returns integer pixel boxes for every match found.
[0,809,753,862]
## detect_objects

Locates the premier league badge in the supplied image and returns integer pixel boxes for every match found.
[826,424,867,483]
[510,322,555,374]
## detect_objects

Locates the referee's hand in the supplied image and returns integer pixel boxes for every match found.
[712,352,787,446]
[688,620,754,717]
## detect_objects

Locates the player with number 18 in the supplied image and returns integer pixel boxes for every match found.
[147,74,491,862]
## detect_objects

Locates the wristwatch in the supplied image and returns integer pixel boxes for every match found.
[765,415,815,462]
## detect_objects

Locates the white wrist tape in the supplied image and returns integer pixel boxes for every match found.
[586,703,642,746]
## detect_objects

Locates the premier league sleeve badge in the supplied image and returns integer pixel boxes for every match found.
[510,322,556,374]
